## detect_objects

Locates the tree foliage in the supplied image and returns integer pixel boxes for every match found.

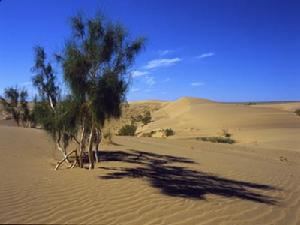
[0,87,31,127]
[55,13,144,169]
[30,13,145,170]
[31,47,81,162]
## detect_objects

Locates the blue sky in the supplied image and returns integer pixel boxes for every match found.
[0,0,299,102]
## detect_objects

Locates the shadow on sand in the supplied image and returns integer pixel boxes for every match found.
[98,150,278,204]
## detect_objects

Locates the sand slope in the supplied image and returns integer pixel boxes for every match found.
[140,97,300,150]
[0,98,300,224]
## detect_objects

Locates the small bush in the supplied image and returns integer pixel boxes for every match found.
[141,111,151,125]
[132,111,152,125]
[295,109,300,116]
[197,136,235,144]
[165,128,175,137]
[118,124,137,136]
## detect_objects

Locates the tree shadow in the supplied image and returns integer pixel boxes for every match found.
[98,150,279,204]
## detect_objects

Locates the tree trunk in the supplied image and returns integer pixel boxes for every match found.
[49,95,55,111]
[94,129,101,163]
[87,127,95,170]
[55,149,76,170]
[56,135,70,164]
[79,126,85,168]
[56,142,69,162]
[95,143,99,163]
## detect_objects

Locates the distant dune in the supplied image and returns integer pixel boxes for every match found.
[133,97,300,150]
[0,97,300,224]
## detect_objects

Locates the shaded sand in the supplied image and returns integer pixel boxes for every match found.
[0,98,300,224]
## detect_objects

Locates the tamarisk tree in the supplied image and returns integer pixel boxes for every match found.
[32,13,144,170]
[57,14,144,169]
[32,47,79,167]
[0,87,31,127]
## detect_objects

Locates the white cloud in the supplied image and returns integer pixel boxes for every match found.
[131,88,140,93]
[190,82,205,87]
[158,50,173,56]
[145,76,155,86]
[196,52,215,59]
[131,70,149,77]
[145,58,181,69]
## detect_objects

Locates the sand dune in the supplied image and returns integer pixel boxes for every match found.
[140,97,300,150]
[0,98,300,224]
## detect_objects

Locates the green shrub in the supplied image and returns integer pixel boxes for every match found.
[165,128,175,137]
[118,124,137,136]
[141,111,151,125]
[132,111,152,125]
[295,109,300,116]
[197,136,235,144]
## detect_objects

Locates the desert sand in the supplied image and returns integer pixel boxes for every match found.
[0,97,300,224]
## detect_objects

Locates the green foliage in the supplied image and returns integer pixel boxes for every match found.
[60,13,145,128]
[1,87,20,125]
[32,46,80,149]
[295,109,300,116]
[141,111,151,125]
[32,96,79,145]
[1,87,32,127]
[132,111,152,125]
[118,124,137,136]
[165,128,175,137]
[32,47,59,108]
[29,12,145,169]
[197,136,235,144]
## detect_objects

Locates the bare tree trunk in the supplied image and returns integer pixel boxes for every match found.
[49,96,55,111]
[56,134,70,164]
[55,149,76,170]
[87,127,95,170]
[79,126,85,168]
[94,128,101,163]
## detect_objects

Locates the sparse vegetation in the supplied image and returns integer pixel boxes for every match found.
[197,136,235,144]
[118,124,137,136]
[0,87,33,127]
[295,109,300,116]
[0,12,145,170]
[165,128,175,136]
[132,110,152,125]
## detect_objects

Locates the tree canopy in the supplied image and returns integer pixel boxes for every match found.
[30,13,145,170]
